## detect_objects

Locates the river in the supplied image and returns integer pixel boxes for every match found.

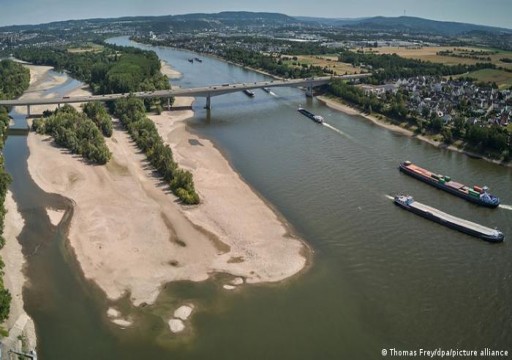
[4,38,512,359]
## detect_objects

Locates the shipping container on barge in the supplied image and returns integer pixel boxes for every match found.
[399,161,500,208]
[394,195,504,242]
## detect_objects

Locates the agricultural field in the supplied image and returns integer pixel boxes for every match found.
[456,68,512,89]
[282,54,363,75]
[356,46,512,70]
[67,42,104,53]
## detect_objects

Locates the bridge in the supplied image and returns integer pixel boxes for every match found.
[0,74,372,115]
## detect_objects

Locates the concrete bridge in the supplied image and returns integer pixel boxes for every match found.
[0,74,371,115]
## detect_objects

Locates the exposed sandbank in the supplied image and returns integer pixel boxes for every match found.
[1,192,37,352]
[160,60,182,79]
[26,66,308,309]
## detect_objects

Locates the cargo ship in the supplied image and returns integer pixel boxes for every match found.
[194,57,202,62]
[394,195,504,242]
[188,58,194,63]
[399,161,500,208]
[243,89,255,97]
[298,107,324,124]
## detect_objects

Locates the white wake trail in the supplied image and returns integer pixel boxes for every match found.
[322,122,353,139]
[499,204,512,211]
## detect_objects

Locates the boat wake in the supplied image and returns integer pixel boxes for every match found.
[499,204,512,211]
[322,122,352,139]
[384,194,394,200]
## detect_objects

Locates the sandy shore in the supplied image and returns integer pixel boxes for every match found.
[1,192,37,352]
[149,98,308,283]
[26,67,308,308]
[317,95,413,136]
[14,63,90,116]
[160,60,182,80]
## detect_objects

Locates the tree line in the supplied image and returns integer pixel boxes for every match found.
[0,60,31,332]
[113,96,199,205]
[223,48,326,79]
[32,105,112,164]
[337,50,496,83]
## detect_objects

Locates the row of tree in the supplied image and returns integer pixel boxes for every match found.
[223,48,326,79]
[113,96,199,204]
[0,60,31,331]
[337,50,496,83]
[32,105,112,164]
[0,109,13,330]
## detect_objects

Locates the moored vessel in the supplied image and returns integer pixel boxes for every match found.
[394,195,504,242]
[399,161,500,208]
[298,107,324,124]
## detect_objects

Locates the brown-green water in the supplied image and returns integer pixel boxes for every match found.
[4,39,512,359]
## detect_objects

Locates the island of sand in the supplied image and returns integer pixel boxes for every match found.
[20,64,308,310]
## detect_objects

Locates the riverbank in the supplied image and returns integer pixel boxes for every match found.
[0,192,37,353]
[318,95,512,168]
[25,64,308,313]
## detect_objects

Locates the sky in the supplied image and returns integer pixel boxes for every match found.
[1,0,511,29]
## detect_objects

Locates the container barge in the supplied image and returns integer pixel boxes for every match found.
[394,195,504,242]
[298,107,324,124]
[399,161,500,208]
[243,89,255,97]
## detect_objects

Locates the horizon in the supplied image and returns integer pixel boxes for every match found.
[1,0,511,29]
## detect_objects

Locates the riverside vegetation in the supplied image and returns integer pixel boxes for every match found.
[18,43,199,204]
[113,96,199,204]
[32,105,112,165]
[0,60,31,334]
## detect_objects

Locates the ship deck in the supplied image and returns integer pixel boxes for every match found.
[410,201,498,236]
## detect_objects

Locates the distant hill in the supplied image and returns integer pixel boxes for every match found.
[0,11,300,32]
[297,15,512,36]
[2,12,511,38]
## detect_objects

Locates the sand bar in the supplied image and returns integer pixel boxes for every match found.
[1,192,37,352]
[160,60,182,79]
[25,66,308,307]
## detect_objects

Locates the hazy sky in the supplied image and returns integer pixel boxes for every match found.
[1,0,511,29]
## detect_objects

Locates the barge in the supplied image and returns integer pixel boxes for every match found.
[399,161,500,208]
[298,107,324,124]
[243,89,255,97]
[394,195,504,242]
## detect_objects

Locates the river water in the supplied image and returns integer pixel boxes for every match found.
[4,39,512,359]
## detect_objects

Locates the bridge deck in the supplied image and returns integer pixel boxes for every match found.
[0,74,371,107]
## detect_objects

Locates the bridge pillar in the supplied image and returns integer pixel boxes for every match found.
[167,97,171,111]
[305,83,314,98]
[57,103,61,109]
[27,105,31,117]
[205,96,211,110]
